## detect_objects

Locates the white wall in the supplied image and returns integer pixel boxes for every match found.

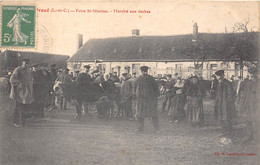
[68,60,249,80]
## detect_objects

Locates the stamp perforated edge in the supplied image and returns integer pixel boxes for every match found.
[0,2,38,50]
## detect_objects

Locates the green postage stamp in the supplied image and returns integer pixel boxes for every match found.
[1,5,36,47]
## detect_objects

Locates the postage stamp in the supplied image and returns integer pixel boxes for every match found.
[1,5,36,47]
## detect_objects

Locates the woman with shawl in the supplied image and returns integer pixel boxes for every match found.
[168,77,186,123]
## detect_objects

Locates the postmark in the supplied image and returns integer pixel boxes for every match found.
[1,5,36,47]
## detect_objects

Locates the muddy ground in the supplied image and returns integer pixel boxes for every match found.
[0,93,259,165]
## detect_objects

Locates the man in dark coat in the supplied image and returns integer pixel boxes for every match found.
[133,66,160,133]
[32,64,49,117]
[110,72,120,83]
[75,65,92,85]
[214,70,236,137]
[242,68,259,142]
[74,65,93,116]
[120,73,133,118]
[161,74,175,113]
[49,64,58,82]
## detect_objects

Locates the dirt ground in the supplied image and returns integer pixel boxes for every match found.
[0,92,259,165]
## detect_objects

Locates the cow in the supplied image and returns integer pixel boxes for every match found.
[60,81,120,120]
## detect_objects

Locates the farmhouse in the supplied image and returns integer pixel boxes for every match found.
[68,24,259,80]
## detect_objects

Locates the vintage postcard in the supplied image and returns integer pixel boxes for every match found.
[0,1,259,165]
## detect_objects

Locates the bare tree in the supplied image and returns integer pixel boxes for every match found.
[223,18,259,77]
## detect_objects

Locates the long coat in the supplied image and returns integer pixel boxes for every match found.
[120,78,133,103]
[33,70,49,102]
[55,73,72,85]
[214,79,236,121]
[133,74,160,118]
[75,73,92,85]
[9,66,34,104]
[242,78,259,122]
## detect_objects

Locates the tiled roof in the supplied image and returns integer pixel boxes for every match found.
[69,32,259,62]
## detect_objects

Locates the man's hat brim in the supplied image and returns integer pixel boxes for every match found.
[84,65,91,69]
[215,70,224,76]
[140,66,149,72]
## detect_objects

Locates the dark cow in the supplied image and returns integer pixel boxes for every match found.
[61,81,120,119]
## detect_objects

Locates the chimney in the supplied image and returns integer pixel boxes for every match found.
[78,34,83,49]
[193,23,198,39]
[132,29,140,36]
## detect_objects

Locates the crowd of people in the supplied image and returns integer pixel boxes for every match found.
[8,59,259,141]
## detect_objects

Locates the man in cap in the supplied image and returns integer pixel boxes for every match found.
[120,73,133,118]
[161,74,175,113]
[10,59,34,127]
[74,65,93,115]
[75,65,92,85]
[214,70,236,137]
[242,67,259,142]
[133,66,160,134]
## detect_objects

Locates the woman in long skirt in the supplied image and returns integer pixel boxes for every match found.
[186,76,205,127]
[168,77,186,123]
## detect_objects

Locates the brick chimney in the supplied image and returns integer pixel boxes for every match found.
[132,29,140,36]
[193,23,198,40]
[78,34,83,49]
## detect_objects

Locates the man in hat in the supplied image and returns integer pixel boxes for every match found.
[75,65,92,85]
[110,72,120,83]
[120,73,133,118]
[55,68,72,110]
[214,70,236,137]
[91,70,99,80]
[242,67,259,142]
[94,72,105,83]
[161,74,175,113]
[133,66,160,134]
[10,59,34,127]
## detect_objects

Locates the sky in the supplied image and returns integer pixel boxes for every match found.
[1,1,259,56]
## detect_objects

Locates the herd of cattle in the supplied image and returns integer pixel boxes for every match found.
[0,75,212,119]
[54,77,211,119]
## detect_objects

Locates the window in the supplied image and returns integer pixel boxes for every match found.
[175,64,183,76]
[73,63,81,69]
[210,64,217,70]
[166,67,173,74]
[132,64,140,75]
[98,64,106,74]
[210,64,217,76]
[235,63,240,77]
